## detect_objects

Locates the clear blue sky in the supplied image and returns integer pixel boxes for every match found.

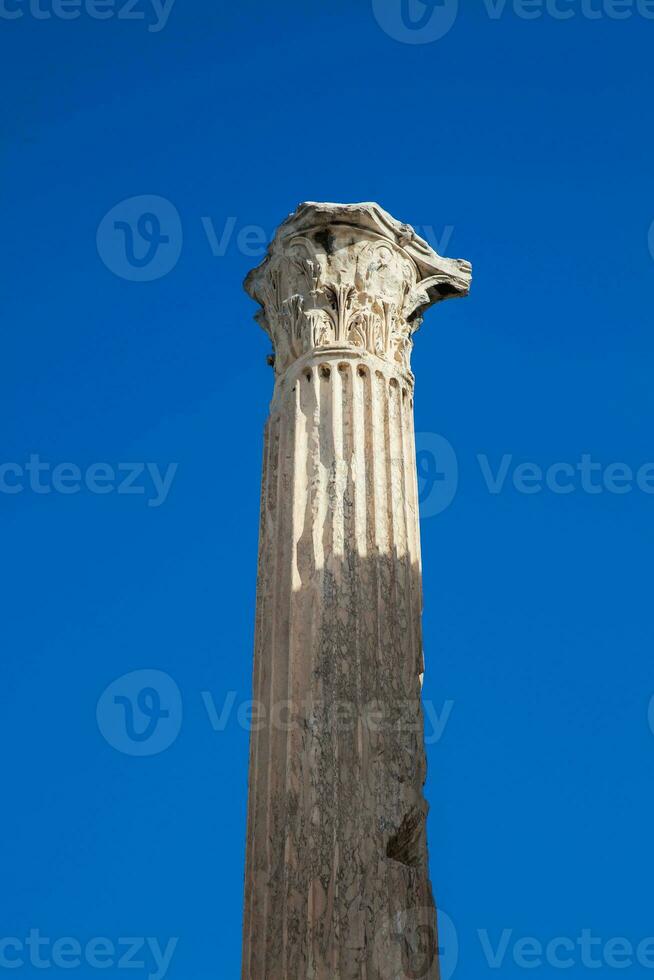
[2,2,653,977]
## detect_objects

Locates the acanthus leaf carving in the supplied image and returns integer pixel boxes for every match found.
[305,308,334,349]
[244,203,472,377]
[323,283,357,344]
[282,294,305,361]
[349,307,380,352]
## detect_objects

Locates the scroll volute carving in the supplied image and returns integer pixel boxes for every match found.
[245,202,472,377]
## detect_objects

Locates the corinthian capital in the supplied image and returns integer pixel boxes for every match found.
[244,201,472,378]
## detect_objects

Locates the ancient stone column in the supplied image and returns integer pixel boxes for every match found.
[242,202,471,980]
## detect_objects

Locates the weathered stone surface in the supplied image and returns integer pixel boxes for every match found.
[242,202,471,979]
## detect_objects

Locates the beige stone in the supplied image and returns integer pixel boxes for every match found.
[242,202,471,979]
